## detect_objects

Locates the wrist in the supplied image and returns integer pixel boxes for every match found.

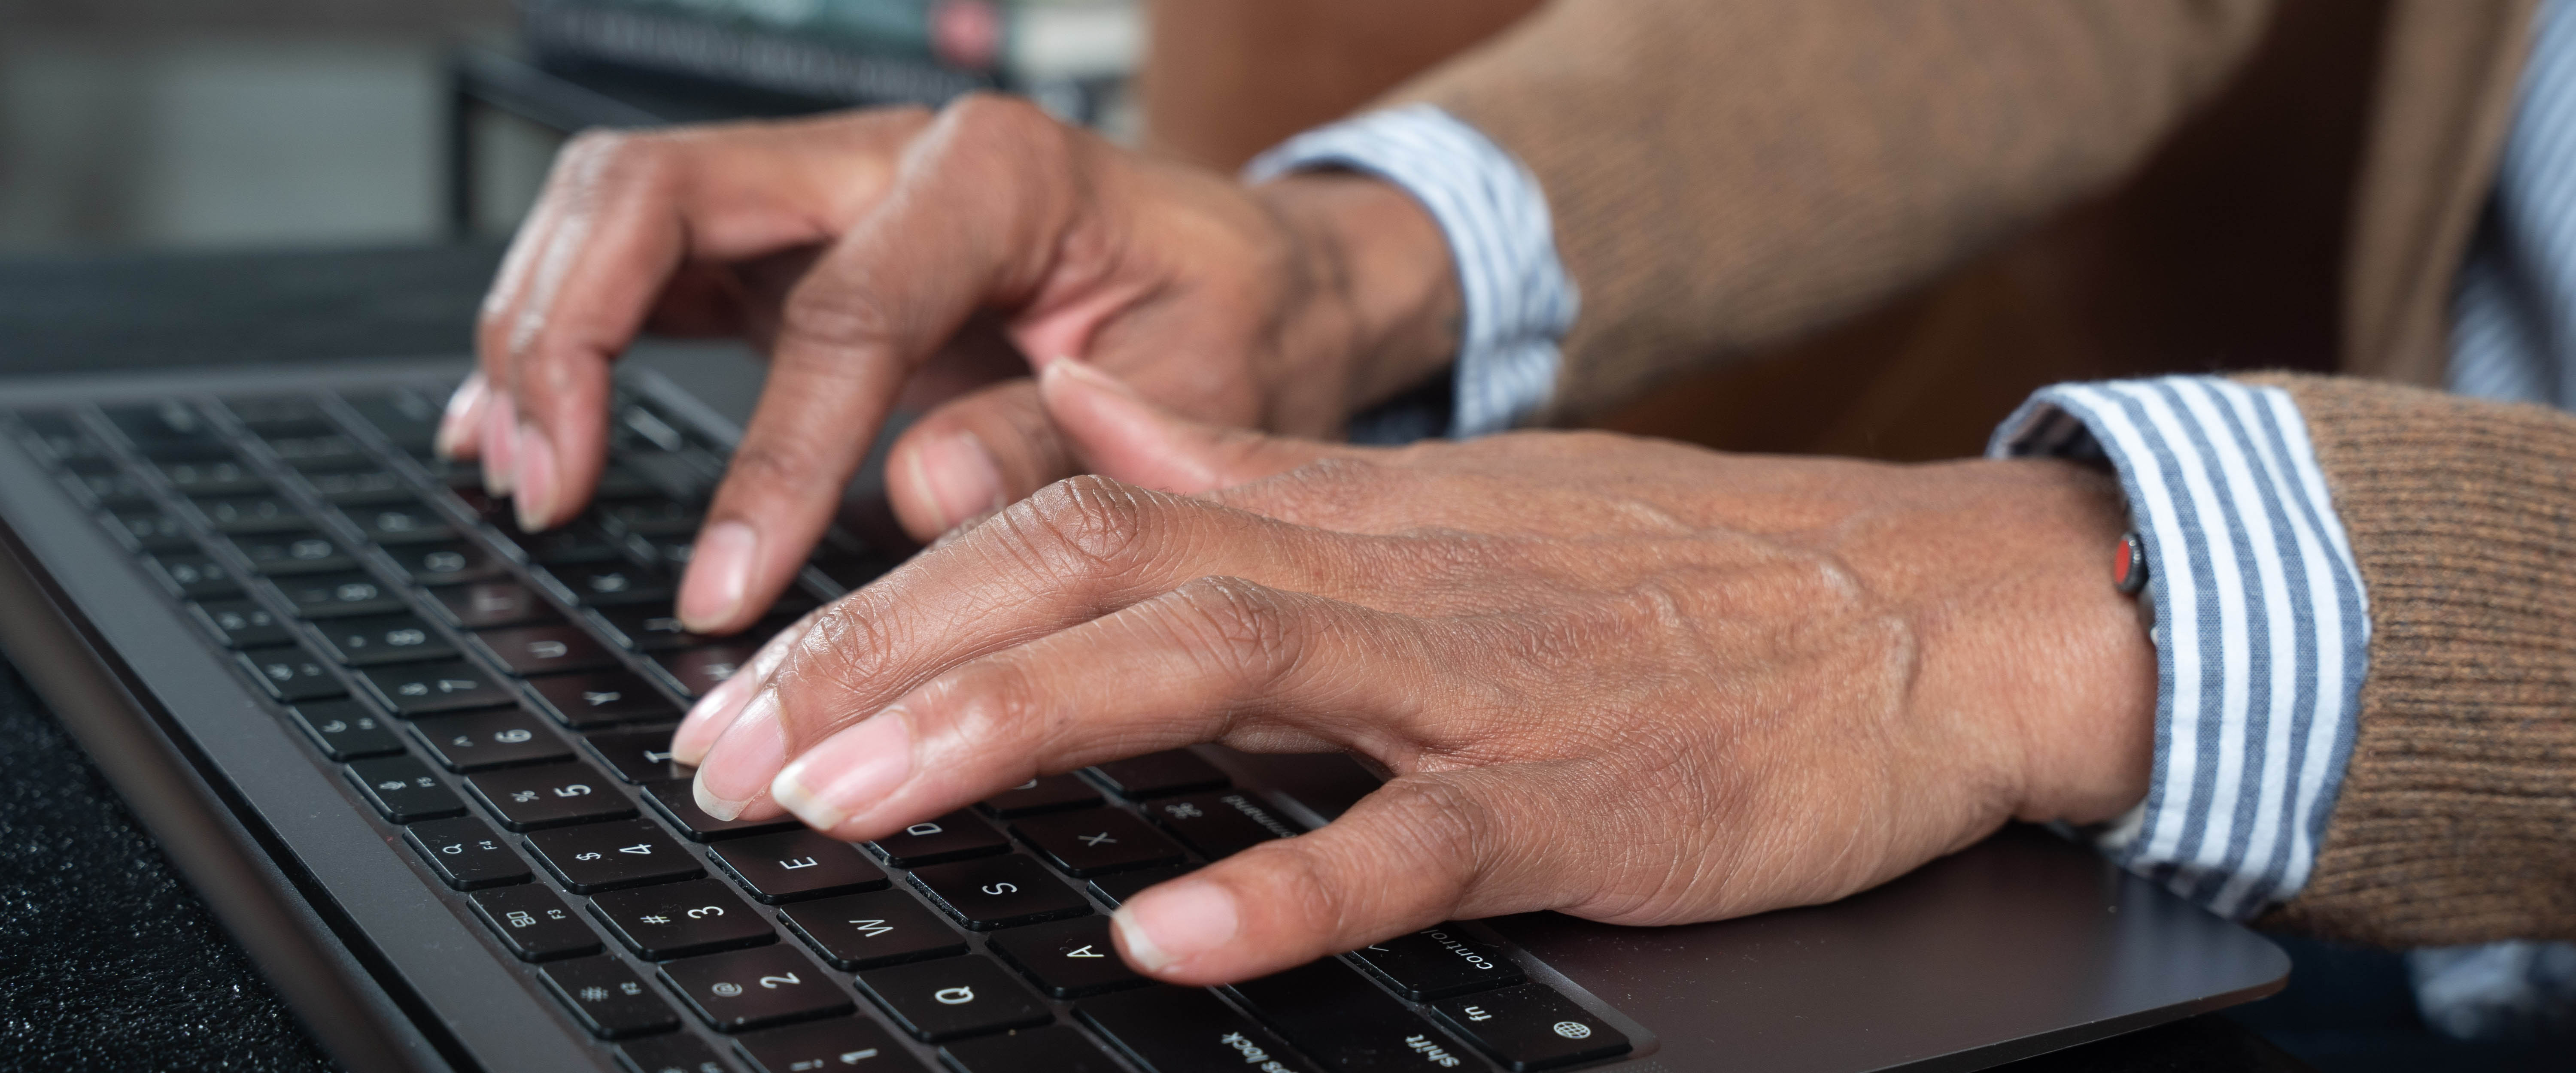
[1253,173,1461,419]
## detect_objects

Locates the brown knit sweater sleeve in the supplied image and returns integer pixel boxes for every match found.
[2245,374,2576,946]
[1376,0,2276,422]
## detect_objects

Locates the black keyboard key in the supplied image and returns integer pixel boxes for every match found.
[738,1018,918,1073]
[134,439,237,464]
[546,561,676,607]
[344,755,466,823]
[286,697,406,760]
[1348,925,1523,1001]
[192,494,308,534]
[1086,866,1192,909]
[145,552,243,598]
[642,779,800,842]
[1146,792,1303,861]
[939,1025,1121,1073]
[857,957,1050,1042]
[232,530,358,575]
[1013,809,1187,878]
[468,762,634,831]
[1087,752,1229,800]
[532,670,682,729]
[61,467,154,509]
[153,456,270,496]
[541,958,681,1040]
[864,810,1006,867]
[598,499,705,538]
[261,433,369,470]
[237,646,345,702]
[341,389,442,454]
[651,643,763,699]
[410,708,574,771]
[356,660,518,716]
[1426,984,1629,1071]
[471,623,619,675]
[430,580,556,629]
[584,727,694,784]
[781,890,969,971]
[711,830,889,903]
[385,540,505,584]
[1078,986,1321,1073]
[470,884,602,962]
[908,855,1089,931]
[349,500,457,545]
[271,570,408,618]
[103,400,217,446]
[978,775,1103,819]
[664,946,854,1032]
[304,467,414,505]
[225,396,337,438]
[502,521,630,566]
[526,818,702,893]
[809,549,898,592]
[620,1033,733,1073]
[404,815,533,890]
[307,612,456,666]
[1231,958,1470,1073]
[101,508,193,552]
[589,878,775,960]
[191,599,295,649]
[598,608,795,653]
[986,915,1146,998]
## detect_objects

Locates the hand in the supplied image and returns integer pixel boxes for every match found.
[442,95,1460,633]
[673,360,2157,985]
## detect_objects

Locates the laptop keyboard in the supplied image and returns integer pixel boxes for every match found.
[3,383,1635,1073]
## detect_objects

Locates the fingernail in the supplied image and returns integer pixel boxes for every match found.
[480,393,518,495]
[1046,355,1137,397]
[672,672,753,767]
[692,689,784,821]
[1112,879,1239,973]
[679,521,757,631]
[770,712,913,832]
[906,431,1003,530]
[436,373,487,459]
[512,423,558,532]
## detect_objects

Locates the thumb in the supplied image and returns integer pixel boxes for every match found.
[1109,766,1561,986]
[1038,356,1349,494]
[883,379,1075,542]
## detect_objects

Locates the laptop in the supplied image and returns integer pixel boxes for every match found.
[0,343,2289,1073]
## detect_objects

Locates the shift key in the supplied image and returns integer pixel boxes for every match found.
[357,660,518,715]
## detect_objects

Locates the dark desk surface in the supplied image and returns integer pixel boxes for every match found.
[0,242,2340,1073]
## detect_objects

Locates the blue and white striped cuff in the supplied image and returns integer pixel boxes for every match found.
[1245,103,1577,438]
[1991,377,2371,920]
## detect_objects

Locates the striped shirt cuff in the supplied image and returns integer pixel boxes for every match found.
[1245,103,1578,439]
[1990,376,2371,920]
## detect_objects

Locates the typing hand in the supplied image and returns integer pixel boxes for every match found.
[672,360,2157,985]
[440,96,1459,634]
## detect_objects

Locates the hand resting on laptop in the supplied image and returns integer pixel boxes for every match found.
[439,97,1459,639]
[665,358,2158,987]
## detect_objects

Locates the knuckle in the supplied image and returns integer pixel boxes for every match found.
[1159,577,1301,682]
[787,591,904,706]
[1011,474,1163,574]
[1357,776,1488,895]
